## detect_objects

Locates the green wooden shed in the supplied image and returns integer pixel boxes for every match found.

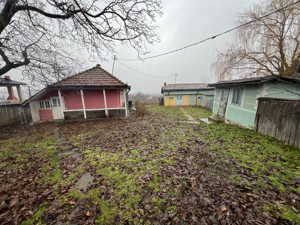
[208,75,300,128]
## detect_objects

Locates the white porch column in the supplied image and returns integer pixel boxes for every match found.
[16,85,24,102]
[103,89,108,117]
[58,89,64,119]
[80,89,87,119]
[124,89,128,117]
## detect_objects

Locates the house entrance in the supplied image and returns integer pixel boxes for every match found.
[189,95,196,106]
[217,89,230,118]
[50,97,64,120]
[176,95,183,105]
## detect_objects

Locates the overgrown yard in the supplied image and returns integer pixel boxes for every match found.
[0,106,299,224]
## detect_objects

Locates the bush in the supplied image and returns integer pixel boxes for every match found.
[133,99,148,117]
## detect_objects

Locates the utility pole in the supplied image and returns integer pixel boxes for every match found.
[112,55,116,75]
[174,73,178,88]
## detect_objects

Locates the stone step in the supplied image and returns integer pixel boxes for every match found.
[208,116,224,124]
[199,118,213,125]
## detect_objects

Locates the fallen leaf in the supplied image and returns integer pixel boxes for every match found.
[221,206,227,211]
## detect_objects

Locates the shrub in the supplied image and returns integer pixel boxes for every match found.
[133,99,148,117]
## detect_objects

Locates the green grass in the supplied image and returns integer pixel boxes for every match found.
[181,106,212,118]
[147,105,185,120]
[21,202,49,225]
[150,105,300,223]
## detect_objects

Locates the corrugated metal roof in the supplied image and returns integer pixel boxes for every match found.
[204,92,215,96]
[162,83,213,92]
[207,75,292,87]
[0,77,27,86]
[50,64,127,87]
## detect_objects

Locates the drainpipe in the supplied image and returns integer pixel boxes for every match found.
[125,86,131,117]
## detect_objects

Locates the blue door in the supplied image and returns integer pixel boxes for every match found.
[189,95,196,106]
[176,95,183,105]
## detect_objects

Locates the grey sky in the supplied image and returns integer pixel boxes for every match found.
[1,0,258,99]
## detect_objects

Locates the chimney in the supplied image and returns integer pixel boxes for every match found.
[7,86,19,103]
[164,82,167,86]
[4,76,10,80]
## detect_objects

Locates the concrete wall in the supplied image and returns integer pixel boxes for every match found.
[254,98,300,148]
[0,103,31,126]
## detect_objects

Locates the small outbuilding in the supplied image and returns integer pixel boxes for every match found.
[208,75,300,127]
[161,83,214,107]
[24,64,130,122]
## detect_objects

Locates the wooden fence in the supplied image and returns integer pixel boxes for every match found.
[0,103,31,126]
[254,97,300,148]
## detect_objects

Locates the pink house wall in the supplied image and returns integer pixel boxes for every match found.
[61,90,83,110]
[106,89,121,108]
[84,90,105,109]
[38,90,59,100]
[39,110,53,120]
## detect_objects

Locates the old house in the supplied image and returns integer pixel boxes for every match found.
[208,75,300,127]
[24,64,130,122]
[161,83,214,107]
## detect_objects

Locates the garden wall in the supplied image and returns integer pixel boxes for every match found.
[0,103,31,126]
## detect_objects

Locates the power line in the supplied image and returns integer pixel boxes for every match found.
[117,0,300,62]
[116,60,174,79]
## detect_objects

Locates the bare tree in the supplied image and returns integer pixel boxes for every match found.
[0,0,162,85]
[212,0,300,81]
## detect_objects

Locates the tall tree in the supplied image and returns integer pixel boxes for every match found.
[0,0,162,85]
[212,0,300,81]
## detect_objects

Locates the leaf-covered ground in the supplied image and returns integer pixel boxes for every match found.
[0,106,299,224]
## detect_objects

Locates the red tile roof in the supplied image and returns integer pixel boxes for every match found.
[51,64,127,87]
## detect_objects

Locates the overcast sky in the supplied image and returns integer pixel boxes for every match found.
[1,0,259,99]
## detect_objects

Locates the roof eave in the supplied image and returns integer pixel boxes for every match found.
[48,85,130,89]
[162,88,214,92]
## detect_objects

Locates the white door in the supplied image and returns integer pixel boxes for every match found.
[51,97,64,120]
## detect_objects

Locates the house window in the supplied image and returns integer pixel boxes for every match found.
[40,100,51,109]
[52,98,61,107]
[197,96,201,99]
[169,97,174,100]
[231,89,243,106]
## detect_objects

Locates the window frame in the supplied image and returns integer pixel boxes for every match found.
[231,88,244,107]
[39,100,51,109]
[168,96,174,100]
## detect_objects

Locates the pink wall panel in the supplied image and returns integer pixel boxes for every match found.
[39,90,58,100]
[61,90,83,110]
[84,89,105,109]
[106,89,121,108]
[39,110,53,121]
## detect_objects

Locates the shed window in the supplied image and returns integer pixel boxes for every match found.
[40,100,51,109]
[169,97,174,100]
[197,96,201,99]
[231,89,243,106]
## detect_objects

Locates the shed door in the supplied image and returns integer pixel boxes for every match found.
[200,95,205,106]
[51,97,64,120]
[217,89,230,118]
[189,95,196,106]
[176,95,183,105]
